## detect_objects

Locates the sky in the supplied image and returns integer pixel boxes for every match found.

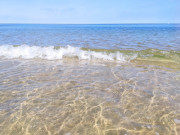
[0,0,180,24]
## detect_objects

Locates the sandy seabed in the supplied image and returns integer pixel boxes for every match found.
[0,59,180,135]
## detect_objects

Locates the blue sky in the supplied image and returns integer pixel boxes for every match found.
[0,0,179,24]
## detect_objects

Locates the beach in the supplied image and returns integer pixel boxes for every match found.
[0,24,180,135]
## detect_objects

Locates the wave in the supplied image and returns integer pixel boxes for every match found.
[0,45,136,62]
[0,45,179,64]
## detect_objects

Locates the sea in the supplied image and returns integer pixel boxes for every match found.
[0,24,180,135]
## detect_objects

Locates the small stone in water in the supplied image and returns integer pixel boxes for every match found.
[174,119,180,124]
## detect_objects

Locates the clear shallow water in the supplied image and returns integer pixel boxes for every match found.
[0,60,180,135]
[0,24,180,135]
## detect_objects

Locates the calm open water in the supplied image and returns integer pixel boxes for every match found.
[0,24,180,50]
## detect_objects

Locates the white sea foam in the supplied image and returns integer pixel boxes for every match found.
[0,45,136,62]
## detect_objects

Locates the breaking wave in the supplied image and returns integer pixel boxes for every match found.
[0,45,136,62]
[0,45,179,65]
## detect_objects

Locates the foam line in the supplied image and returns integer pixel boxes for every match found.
[0,45,136,62]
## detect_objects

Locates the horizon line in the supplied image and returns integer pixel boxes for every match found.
[0,23,180,25]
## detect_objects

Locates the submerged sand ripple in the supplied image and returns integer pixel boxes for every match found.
[0,59,180,135]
